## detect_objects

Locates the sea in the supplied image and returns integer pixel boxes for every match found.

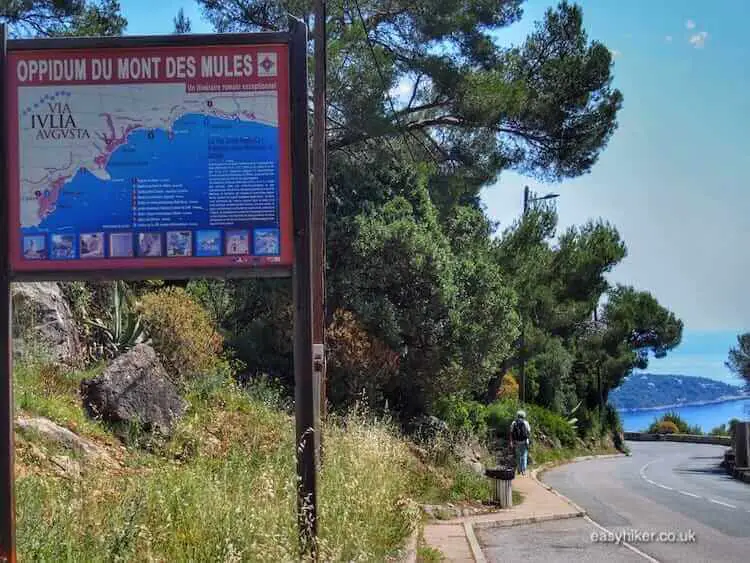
[23,114,280,250]
[619,398,750,432]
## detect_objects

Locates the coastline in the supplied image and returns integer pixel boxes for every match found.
[616,394,750,413]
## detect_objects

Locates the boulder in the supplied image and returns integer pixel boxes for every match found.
[15,416,117,467]
[11,282,80,363]
[80,344,186,436]
[456,438,490,476]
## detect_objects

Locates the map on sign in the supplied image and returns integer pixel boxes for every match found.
[7,45,292,272]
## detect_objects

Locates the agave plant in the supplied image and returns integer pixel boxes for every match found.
[565,400,583,430]
[85,281,145,357]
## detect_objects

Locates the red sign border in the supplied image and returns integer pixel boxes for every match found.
[5,40,294,279]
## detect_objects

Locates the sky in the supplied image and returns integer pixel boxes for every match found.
[478,0,750,384]
[119,1,749,383]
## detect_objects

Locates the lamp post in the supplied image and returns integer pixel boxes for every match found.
[519,186,559,404]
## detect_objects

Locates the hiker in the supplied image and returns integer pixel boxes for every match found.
[509,410,531,475]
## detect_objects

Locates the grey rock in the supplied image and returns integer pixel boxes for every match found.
[15,416,116,466]
[50,455,82,478]
[11,282,80,363]
[80,344,186,435]
[456,437,490,476]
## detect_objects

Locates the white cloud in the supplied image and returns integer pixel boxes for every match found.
[686,19,696,30]
[665,35,673,43]
[689,31,709,48]
[609,48,622,58]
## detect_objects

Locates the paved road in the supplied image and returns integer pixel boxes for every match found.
[540,441,750,562]
[478,517,643,562]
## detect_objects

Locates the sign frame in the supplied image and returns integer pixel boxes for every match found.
[4,30,298,283]
[0,20,318,561]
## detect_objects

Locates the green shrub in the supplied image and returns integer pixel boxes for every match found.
[138,287,223,382]
[485,400,517,439]
[661,411,690,433]
[433,394,487,437]
[484,400,577,449]
[646,412,703,434]
[525,404,577,448]
[85,281,145,358]
[16,376,422,561]
[655,420,679,434]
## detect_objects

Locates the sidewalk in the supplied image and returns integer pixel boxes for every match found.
[422,471,586,562]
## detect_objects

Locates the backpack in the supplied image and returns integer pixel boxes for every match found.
[512,420,529,442]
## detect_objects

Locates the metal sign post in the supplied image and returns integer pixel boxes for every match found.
[0,24,17,563]
[289,17,319,554]
[0,20,318,560]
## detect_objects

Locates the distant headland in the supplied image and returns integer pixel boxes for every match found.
[610,373,749,412]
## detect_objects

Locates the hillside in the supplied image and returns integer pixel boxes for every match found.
[609,373,747,411]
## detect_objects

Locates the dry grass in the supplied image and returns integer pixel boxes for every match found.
[12,364,450,561]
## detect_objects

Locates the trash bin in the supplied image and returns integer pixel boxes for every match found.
[485,467,515,508]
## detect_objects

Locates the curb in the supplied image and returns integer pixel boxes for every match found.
[439,452,628,562]
[472,510,585,531]
[397,523,419,563]
[463,521,487,563]
[530,465,588,516]
[465,452,627,560]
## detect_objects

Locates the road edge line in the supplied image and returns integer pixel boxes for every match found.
[463,521,487,563]
[584,515,660,563]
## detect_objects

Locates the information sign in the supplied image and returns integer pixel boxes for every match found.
[5,43,293,276]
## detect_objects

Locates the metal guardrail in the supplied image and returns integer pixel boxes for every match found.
[624,432,731,446]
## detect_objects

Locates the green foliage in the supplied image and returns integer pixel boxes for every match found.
[712,418,743,439]
[1,0,126,37]
[139,287,224,382]
[13,359,110,441]
[661,411,690,433]
[484,399,577,448]
[186,278,294,389]
[491,199,681,438]
[485,401,518,440]
[433,394,488,437]
[726,333,750,387]
[84,281,145,358]
[200,1,621,188]
[326,309,400,410]
[331,164,518,417]
[525,403,578,448]
[177,0,681,444]
[646,412,701,434]
[654,421,679,434]
[14,361,499,561]
[173,7,191,33]
[405,430,491,504]
[418,546,446,563]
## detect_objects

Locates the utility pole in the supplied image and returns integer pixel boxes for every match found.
[520,186,529,403]
[312,0,327,427]
[519,186,559,405]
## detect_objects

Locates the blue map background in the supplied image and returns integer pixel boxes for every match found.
[21,114,280,259]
